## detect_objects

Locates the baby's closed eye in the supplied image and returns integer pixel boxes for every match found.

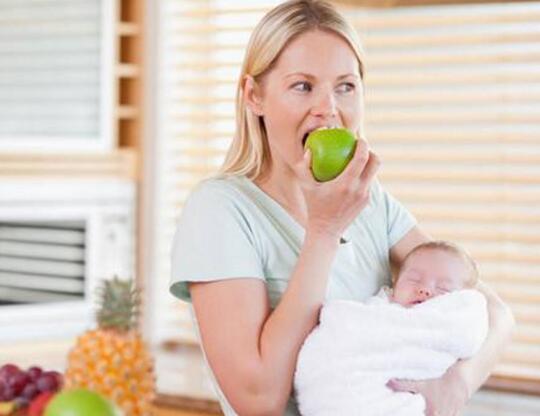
[436,286,451,294]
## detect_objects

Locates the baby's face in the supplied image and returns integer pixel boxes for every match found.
[393,249,470,307]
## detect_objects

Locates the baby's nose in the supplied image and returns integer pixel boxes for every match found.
[417,287,432,299]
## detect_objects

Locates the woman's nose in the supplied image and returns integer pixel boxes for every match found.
[311,89,338,120]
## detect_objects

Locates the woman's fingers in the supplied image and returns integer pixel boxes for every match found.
[295,148,316,186]
[387,378,420,394]
[335,138,370,184]
[359,150,381,187]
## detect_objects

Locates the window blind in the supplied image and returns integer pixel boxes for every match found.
[154,0,540,385]
[0,0,115,150]
[351,1,540,382]
[153,0,282,345]
[0,221,85,304]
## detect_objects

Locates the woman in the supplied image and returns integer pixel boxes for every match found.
[170,1,515,415]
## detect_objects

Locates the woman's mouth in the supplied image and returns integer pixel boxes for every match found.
[302,126,334,147]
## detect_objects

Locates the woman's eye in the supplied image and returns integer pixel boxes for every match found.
[291,82,356,93]
[337,82,356,93]
[292,82,311,92]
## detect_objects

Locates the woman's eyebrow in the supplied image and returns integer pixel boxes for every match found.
[284,72,359,80]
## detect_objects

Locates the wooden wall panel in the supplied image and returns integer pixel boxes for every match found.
[335,0,539,7]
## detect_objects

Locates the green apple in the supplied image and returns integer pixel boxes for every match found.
[44,389,122,416]
[304,127,357,182]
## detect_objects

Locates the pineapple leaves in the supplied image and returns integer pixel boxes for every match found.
[95,276,140,332]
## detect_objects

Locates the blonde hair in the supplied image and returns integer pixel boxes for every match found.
[400,241,479,287]
[216,0,366,181]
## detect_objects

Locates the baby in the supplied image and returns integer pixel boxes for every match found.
[294,241,488,416]
[391,240,479,307]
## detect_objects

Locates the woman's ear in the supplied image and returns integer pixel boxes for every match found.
[243,75,264,116]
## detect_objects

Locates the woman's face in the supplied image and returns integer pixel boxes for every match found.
[246,29,364,175]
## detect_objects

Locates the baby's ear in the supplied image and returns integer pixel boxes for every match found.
[468,275,480,289]
[390,262,399,285]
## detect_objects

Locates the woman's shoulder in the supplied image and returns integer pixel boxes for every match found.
[187,174,250,203]
[181,174,257,219]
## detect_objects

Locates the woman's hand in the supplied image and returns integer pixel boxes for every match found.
[294,137,380,241]
[387,363,469,416]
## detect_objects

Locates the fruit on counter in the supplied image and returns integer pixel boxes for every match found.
[64,277,155,416]
[44,389,121,416]
[0,401,16,415]
[304,127,357,182]
[28,392,55,416]
[0,364,63,414]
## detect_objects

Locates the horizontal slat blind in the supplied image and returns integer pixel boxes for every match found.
[0,150,137,178]
[155,0,281,345]
[0,0,113,148]
[155,0,540,385]
[464,389,540,415]
[350,1,540,381]
[0,221,86,304]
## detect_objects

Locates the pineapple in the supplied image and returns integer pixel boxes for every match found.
[65,277,156,416]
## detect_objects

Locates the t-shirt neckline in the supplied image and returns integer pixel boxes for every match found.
[234,175,351,244]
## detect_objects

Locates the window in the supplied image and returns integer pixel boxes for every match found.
[0,0,116,151]
[152,0,282,345]
[153,0,540,389]
[351,1,540,383]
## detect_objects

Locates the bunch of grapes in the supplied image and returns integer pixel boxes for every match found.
[0,363,63,409]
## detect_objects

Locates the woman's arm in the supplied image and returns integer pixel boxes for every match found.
[190,142,379,415]
[389,225,431,265]
[190,229,340,416]
[388,227,516,416]
[455,280,516,396]
[389,280,515,416]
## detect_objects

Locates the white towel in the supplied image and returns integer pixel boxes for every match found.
[294,288,488,416]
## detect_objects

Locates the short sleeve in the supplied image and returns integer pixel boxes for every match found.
[373,180,417,248]
[169,180,265,302]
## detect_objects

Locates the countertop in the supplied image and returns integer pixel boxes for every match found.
[0,338,222,414]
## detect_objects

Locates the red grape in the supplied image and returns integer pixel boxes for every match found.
[14,396,29,408]
[0,364,63,406]
[9,371,30,395]
[3,385,16,401]
[21,382,39,400]
[0,379,7,401]
[27,366,43,382]
[36,372,59,392]
[50,371,63,390]
[0,364,20,378]
[0,364,20,384]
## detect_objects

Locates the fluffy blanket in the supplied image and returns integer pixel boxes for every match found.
[294,288,488,416]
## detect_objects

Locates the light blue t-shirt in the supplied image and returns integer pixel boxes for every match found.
[169,174,417,415]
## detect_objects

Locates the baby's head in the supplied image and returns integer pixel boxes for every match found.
[392,241,478,307]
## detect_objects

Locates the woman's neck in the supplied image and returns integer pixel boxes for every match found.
[254,165,308,227]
